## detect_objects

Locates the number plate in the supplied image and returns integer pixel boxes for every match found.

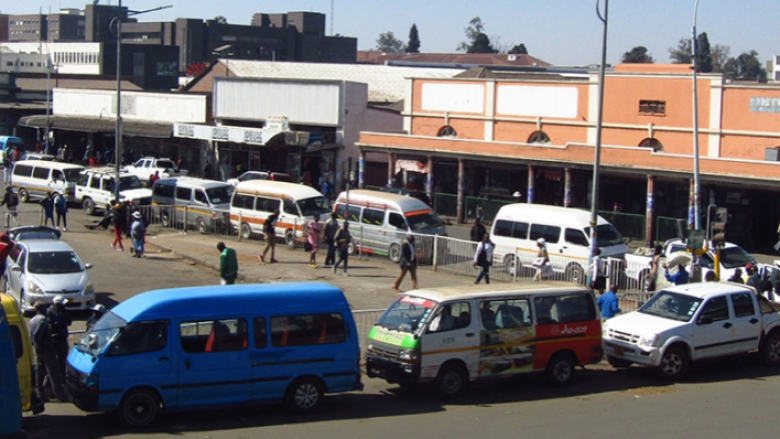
[614,346,625,356]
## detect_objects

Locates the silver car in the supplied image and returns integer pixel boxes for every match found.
[4,239,95,312]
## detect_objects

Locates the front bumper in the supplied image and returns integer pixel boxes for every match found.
[366,356,421,384]
[21,292,95,312]
[603,339,662,366]
[65,366,99,412]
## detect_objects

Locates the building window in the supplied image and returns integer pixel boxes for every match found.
[639,100,666,116]
[437,126,457,137]
[639,138,664,152]
[528,131,550,144]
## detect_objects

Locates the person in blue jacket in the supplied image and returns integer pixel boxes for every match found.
[597,284,622,319]
[664,263,689,285]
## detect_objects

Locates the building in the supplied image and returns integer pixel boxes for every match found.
[357,51,551,68]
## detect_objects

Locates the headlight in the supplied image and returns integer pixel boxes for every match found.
[79,372,99,389]
[398,349,420,363]
[638,333,660,347]
[366,343,374,353]
[26,281,44,295]
[84,280,94,294]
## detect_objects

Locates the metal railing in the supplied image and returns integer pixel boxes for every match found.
[465,196,511,225]
[656,216,684,243]
[433,193,457,218]
[3,208,45,230]
[599,210,646,242]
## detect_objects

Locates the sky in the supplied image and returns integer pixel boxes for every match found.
[5,0,780,67]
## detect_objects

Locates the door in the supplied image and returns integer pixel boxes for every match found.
[280,199,300,239]
[419,301,480,380]
[359,208,385,255]
[477,298,536,377]
[176,318,251,407]
[5,246,26,304]
[691,295,733,359]
[729,292,762,352]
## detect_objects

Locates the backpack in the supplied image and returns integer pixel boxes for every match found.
[8,191,18,207]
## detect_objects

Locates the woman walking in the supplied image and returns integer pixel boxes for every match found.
[589,248,606,295]
[307,214,322,268]
[130,211,146,258]
[332,221,351,276]
[533,238,550,281]
[111,203,127,251]
[473,234,494,284]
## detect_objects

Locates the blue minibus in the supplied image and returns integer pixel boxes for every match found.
[65,282,363,427]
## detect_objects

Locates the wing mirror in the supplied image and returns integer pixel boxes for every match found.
[84,263,93,269]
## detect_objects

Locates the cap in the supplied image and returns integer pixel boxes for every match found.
[53,295,69,305]
[746,262,756,270]
[92,304,106,313]
[537,238,546,246]
[132,211,142,219]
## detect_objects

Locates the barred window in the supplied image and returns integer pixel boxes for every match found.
[639,100,666,116]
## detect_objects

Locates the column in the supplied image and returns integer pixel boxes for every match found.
[457,158,465,224]
[564,168,572,208]
[645,174,655,247]
[358,149,366,189]
[527,164,535,204]
[688,178,695,230]
[426,155,434,196]
[387,152,395,187]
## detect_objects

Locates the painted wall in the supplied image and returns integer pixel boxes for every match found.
[53,88,208,123]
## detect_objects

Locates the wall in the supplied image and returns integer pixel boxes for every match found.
[53,88,207,123]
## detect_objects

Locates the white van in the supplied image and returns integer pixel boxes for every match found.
[75,168,152,215]
[152,177,233,232]
[490,204,628,283]
[11,160,84,203]
[333,190,446,262]
[230,181,331,246]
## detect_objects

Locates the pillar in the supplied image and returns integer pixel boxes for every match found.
[358,149,366,189]
[527,164,535,204]
[457,158,465,224]
[387,152,395,187]
[645,174,655,247]
[426,155,434,196]
[688,178,695,230]
[564,168,572,208]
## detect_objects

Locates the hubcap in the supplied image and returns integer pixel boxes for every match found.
[442,371,462,394]
[554,362,571,382]
[661,353,682,374]
[295,383,318,409]
[769,341,780,361]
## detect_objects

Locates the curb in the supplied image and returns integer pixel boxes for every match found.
[146,240,257,284]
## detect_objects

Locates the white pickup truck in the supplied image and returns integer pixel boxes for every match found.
[122,157,186,185]
[602,282,780,379]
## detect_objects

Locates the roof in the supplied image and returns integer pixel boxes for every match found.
[18,115,172,138]
[15,160,84,171]
[407,281,590,303]
[335,189,431,212]
[496,204,611,226]
[234,180,325,199]
[357,52,551,68]
[157,177,232,189]
[113,282,349,322]
[222,60,464,103]
[21,239,77,252]
[662,282,754,299]
[15,76,142,92]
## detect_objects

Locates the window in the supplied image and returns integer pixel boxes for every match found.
[282,199,297,215]
[175,187,192,201]
[102,178,115,194]
[481,299,531,330]
[639,100,666,116]
[255,196,280,213]
[428,302,471,333]
[253,317,267,348]
[107,321,168,356]
[731,293,756,318]
[362,209,385,226]
[437,126,457,137]
[12,164,33,177]
[529,224,560,244]
[89,175,101,189]
[32,167,49,179]
[153,183,175,198]
[528,131,550,143]
[494,220,513,237]
[231,193,254,209]
[534,294,597,325]
[335,204,362,223]
[512,222,529,239]
[194,190,208,205]
[51,170,64,182]
[179,319,248,353]
[270,313,347,347]
[388,212,407,230]
[639,138,664,152]
[698,297,729,324]
[565,228,589,247]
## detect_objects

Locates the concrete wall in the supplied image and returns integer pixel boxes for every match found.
[53,88,207,123]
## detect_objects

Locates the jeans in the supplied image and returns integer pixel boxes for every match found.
[56,211,67,228]
[476,264,491,284]
[333,249,348,272]
[325,239,336,265]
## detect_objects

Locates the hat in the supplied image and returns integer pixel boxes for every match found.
[746,263,756,271]
[33,301,46,310]
[92,304,106,313]
[53,295,69,305]
[537,238,546,246]
[132,211,142,219]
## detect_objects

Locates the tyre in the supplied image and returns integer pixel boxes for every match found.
[285,377,323,413]
[18,187,29,203]
[82,197,95,216]
[761,333,780,367]
[657,346,689,380]
[565,264,585,285]
[285,229,295,248]
[388,243,402,263]
[607,356,633,368]
[503,254,520,276]
[433,363,468,399]
[196,217,206,233]
[117,388,160,428]
[161,211,170,227]
[546,352,575,386]
[240,223,252,240]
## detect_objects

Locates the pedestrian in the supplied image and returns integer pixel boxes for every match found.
[203,161,213,180]
[29,301,68,402]
[589,248,606,294]
[217,241,239,285]
[130,211,146,258]
[258,210,279,263]
[392,234,418,291]
[323,212,339,266]
[728,268,744,284]
[54,191,68,231]
[663,262,689,285]
[111,202,127,251]
[332,220,352,276]
[533,238,550,281]
[470,217,487,242]
[745,263,760,289]
[0,234,13,279]
[150,170,160,186]
[704,270,718,282]
[597,284,622,319]
[47,295,72,379]
[473,234,494,285]
[86,304,106,331]
[646,244,663,292]
[2,151,11,184]
[0,186,20,226]
[40,192,55,227]
[306,214,322,268]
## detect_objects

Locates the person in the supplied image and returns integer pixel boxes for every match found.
[203,161,213,180]
[54,191,68,231]
[86,304,106,331]
[40,192,55,227]
[646,245,663,292]
[2,150,11,184]
[664,263,689,285]
[306,214,322,268]
[48,295,72,379]
[728,268,744,284]
[111,202,127,251]
[473,234,494,285]
[258,210,279,263]
[0,234,13,279]
[392,234,418,291]
[745,263,761,289]
[332,220,351,276]
[704,270,718,282]
[0,186,20,226]
[29,301,68,402]
[480,301,497,329]
[470,217,487,242]
[430,305,456,332]
[217,241,239,285]
[323,212,339,266]
[130,211,146,258]
[150,170,160,187]
[589,248,606,294]
[597,284,622,319]
[533,238,550,281]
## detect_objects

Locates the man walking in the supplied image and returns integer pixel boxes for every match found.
[217,241,239,285]
[47,295,72,379]
[393,234,419,291]
[30,301,68,402]
[473,234,494,285]
[258,210,279,263]
[40,192,55,227]
[130,211,146,258]
[332,220,351,276]
[323,212,339,266]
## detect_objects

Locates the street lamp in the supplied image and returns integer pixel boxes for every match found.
[691,0,702,230]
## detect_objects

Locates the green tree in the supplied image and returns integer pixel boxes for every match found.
[723,50,766,80]
[710,44,731,73]
[457,17,497,53]
[669,38,692,64]
[696,32,713,73]
[407,24,420,53]
[376,31,406,54]
[214,16,227,24]
[508,43,528,55]
[621,46,655,63]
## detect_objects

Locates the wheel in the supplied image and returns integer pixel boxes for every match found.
[196,217,206,233]
[565,264,585,285]
[388,243,402,263]
[18,187,29,203]
[285,229,295,248]
[434,363,467,399]
[761,333,780,367]
[546,352,575,386]
[117,388,160,428]
[607,356,633,368]
[82,197,95,216]
[284,377,323,413]
[240,223,252,240]
[657,346,689,380]
[503,254,520,276]
[161,211,171,227]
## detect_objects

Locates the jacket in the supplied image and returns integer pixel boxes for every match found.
[220,247,239,281]
[474,241,494,267]
[400,241,416,266]
[334,227,351,251]
[55,194,68,213]
[323,219,339,243]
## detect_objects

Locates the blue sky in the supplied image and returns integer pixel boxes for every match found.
[7,0,780,66]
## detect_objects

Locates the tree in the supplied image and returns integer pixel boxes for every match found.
[723,50,766,81]
[376,31,405,54]
[214,16,227,24]
[621,46,655,63]
[669,38,692,64]
[457,17,497,53]
[696,32,712,73]
[407,24,420,53]
[710,44,731,73]
[509,44,528,55]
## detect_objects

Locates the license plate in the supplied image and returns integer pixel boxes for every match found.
[614,346,625,356]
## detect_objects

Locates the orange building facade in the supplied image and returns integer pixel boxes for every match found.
[356,64,780,251]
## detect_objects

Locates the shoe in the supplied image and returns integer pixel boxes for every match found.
[258,255,264,263]
[474,281,479,285]
[63,227,68,231]
[392,286,400,292]
[270,259,279,263]
[343,272,349,277]
[110,244,115,249]
[310,264,319,268]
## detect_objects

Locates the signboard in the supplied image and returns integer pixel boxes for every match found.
[173,123,283,145]
[266,115,289,132]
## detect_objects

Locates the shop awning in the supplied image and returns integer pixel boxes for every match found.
[18,115,173,138]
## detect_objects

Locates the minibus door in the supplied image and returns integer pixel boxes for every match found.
[419,301,480,380]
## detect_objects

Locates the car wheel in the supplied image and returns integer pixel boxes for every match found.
[761,333,780,367]
[388,243,402,263]
[565,263,585,285]
[117,388,160,428]
[285,377,323,413]
[285,229,295,248]
[196,217,206,233]
[240,223,252,240]
[434,363,467,399]
[82,197,95,216]
[657,346,689,380]
[18,187,29,203]
[161,211,171,227]
[546,352,575,386]
[607,356,633,368]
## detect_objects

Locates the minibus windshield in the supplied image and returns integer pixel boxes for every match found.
[376,295,437,333]
[206,186,233,205]
[63,169,82,183]
[76,312,126,355]
[406,212,443,232]
[297,196,331,217]
[585,224,624,247]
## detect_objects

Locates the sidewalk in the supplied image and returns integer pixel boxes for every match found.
[145,230,481,311]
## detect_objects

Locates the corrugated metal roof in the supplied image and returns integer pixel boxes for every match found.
[222,60,464,103]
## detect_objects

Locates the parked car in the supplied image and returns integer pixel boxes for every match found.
[75,169,152,215]
[226,171,293,187]
[152,177,233,232]
[122,157,186,185]
[3,239,95,312]
[10,160,83,203]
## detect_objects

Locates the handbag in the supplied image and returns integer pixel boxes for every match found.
[304,241,312,252]
[532,257,546,268]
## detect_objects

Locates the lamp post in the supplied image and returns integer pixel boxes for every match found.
[691,0,702,230]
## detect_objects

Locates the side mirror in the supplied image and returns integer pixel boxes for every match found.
[84,263,93,270]
[11,266,21,272]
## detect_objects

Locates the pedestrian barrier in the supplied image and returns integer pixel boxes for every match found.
[433,192,458,218]
[3,208,45,230]
[599,210,646,242]
[351,309,385,350]
[465,196,511,224]
[656,216,684,243]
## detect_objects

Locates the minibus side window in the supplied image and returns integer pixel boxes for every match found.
[175,187,192,201]
[529,224,560,244]
[32,167,49,179]
[494,220,512,237]
[253,317,267,348]
[154,183,174,198]
[512,222,529,239]
[389,213,407,230]
[335,203,347,220]
[428,302,471,333]
[283,199,298,216]
[107,321,168,357]
[255,196,279,212]
[533,295,596,325]
[180,319,248,353]
[481,299,531,330]
[232,194,253,209]
[363,208,384,226]
[565,228,589,247]
[270,313,346,347]
[13,164,32,177]
[194,190,208,205]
